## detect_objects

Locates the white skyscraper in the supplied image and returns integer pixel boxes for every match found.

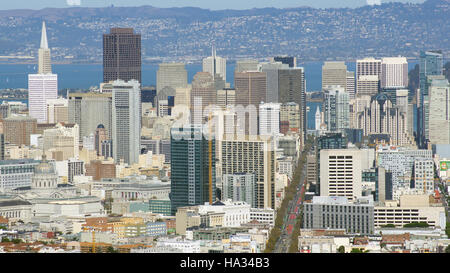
[28,75,58,123]
[428,76,450,144]
[320,148,364,202]
[202,46,227,82]
[112,80,141,165]
[29,21,57,124]
[381,57,408,88]
[259,103,281,136]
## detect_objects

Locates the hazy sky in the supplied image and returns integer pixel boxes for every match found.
[2,0,426,10]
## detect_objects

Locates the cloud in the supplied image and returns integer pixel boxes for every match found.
[66,0,81,6]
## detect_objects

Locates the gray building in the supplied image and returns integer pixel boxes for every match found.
[112,80,141,165]
[322,86,350,132]
[141,138,171,163]
[258,62,288,103]
[68,92,112,140]
[0,159,39,191]
[222,173,257,208]
[278,67,306,142]
[303,196,374,235]
[103,28,142,84]
[156,63,188,94]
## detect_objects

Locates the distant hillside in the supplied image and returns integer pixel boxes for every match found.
[0,0,448,63]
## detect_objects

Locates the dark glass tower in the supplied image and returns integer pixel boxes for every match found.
[278,68,306,142]
[417,50,443,148]
[273,56,296,68]
[103,28,142,84]
[170,125,216,215]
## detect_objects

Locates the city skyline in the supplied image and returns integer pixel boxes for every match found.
[0,0,448,258]
[0,0,426,10]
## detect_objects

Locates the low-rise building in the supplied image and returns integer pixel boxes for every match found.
[303,196,375,235]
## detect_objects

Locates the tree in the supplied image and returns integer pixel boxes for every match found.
[1,237,10,243]
[106,246,119,253]
[403,222,429,228]
[11,238,22,244]
[445,245,450,253]
[350,248,365,253]
[337,246,345,253]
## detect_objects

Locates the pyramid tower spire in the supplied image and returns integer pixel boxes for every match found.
[40,21,48,49]
[38,21,52,74]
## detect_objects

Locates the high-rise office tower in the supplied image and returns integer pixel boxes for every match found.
[381,57,408,89]
[356,75,379,97]
[322,62,347,91]
[357,57,381,97]
[190,72,216,110]
[174,86,192,108]
[280,102,301,134]
[203,46,227,82]
[222,173,257,208]
[278,67,306,143]
[112,80,141,165]
[315,133,348,195]
[234,71,267,135]
[28,21,57,124]
[320,148,364,202]
[38,21,52,74]
[235,59,259,73]
[356,57,382,79]
[28,74,58,123]
[141,86,157,105]
[418,50,444,148]
[357,94,415,147]
[259,103,281,136]
[322,86,350,132]
[156,63,188,94]
[273,56,296,68]
[235,71,267,107]
[68,92,112,140]
[428,76,450,144]
[221,136,276,209]
[0,103,9,119]
[259,62,289,103]
[46,98,68,124]
[349,95,371,129]
[190,72,216,124]
[216,88,236,109]
[0,134,4,160]
[170,125,216,215]
[346,71,356,99]
[3,116,37,146]
[103,28,142,84]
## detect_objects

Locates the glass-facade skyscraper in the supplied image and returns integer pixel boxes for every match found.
[170,125,216,215]
[103,28,142,84]
[417,50,443,148]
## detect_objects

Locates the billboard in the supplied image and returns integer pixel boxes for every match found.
[440,161,450,171]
